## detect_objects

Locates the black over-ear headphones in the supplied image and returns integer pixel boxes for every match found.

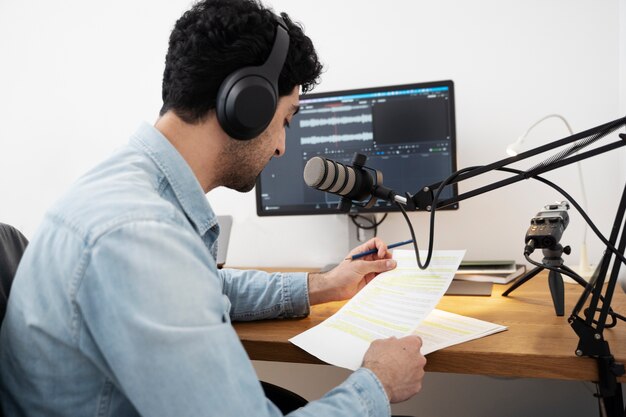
[216,16,290,141]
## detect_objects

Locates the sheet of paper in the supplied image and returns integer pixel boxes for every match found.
[415,309,507,355]
[290,249,465,370]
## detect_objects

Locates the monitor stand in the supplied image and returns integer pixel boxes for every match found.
[348,213,376,251]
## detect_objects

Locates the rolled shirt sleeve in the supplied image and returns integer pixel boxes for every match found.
[219,268,310,321]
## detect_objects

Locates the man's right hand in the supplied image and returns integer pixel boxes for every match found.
[361,335,426,403]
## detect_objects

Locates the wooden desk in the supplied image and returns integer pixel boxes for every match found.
[233,271,626,382]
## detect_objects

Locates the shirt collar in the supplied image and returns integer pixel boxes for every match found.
[129,122,217,236]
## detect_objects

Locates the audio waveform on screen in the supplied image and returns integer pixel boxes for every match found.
[299,114,373,128]
[300,104,369,115]
[300,132,374,145]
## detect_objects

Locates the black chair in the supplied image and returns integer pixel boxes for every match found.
[262,380,413,416]
[261,381,308,414]
[0,223,28,417]
[0,223,28,325]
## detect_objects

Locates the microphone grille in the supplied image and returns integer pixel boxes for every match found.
[303,157,326,187]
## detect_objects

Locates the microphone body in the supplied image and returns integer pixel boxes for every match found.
[303,156,374,201]
[303,154,405,210]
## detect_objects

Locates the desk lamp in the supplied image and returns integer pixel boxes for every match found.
[506,114,593,280]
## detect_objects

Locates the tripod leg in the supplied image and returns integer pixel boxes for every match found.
[502,266,544,296]
[548,270,565,316]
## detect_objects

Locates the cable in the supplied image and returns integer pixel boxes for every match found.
[396,165,480,269]
[392,160,626,326]
[348,213,387,231]
[396,203,428,269]
[498,166,626,268]
[395,122,626,274]
[348,213,388,241]
[403,163,626,270]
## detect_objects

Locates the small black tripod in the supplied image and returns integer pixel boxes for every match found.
[502,243,588,316]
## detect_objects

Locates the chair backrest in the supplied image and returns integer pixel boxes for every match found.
[0,223,28,324]
[216,215,233,269]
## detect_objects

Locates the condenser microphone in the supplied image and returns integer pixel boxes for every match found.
[303,154,408,209]
[303,156,372,201]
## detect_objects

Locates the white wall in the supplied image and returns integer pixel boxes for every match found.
[621,0,626,182]
[0,0,188,235]
[622,0,626,119]
[1,0,623,270]
[1,1,624,416]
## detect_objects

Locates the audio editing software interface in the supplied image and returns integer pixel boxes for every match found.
[256,82,457,215]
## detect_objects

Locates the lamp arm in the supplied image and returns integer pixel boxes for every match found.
[521,114,574,139]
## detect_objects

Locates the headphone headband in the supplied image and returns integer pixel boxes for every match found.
[261,17,289,86]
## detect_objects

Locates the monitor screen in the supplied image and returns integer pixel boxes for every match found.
[256,80,458,216]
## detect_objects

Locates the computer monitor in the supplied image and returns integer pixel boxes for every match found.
[256,80,458,216]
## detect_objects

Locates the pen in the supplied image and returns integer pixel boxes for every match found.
[345,239,414,261]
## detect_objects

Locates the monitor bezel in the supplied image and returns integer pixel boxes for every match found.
[255,79,459,216]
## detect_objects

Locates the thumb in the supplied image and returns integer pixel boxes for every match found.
[356,258,397,274]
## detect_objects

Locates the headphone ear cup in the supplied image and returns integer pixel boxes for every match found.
[216,70,277,141]
[215,17,289,141]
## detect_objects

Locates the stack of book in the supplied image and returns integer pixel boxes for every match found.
[454,260,526,284]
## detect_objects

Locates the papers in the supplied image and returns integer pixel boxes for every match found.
[290,249,508,370]
[415,309,507,354]
[290,249,466,370]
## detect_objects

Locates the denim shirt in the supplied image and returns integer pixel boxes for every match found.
[0,123,390,417]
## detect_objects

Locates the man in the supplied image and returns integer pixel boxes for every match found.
[0,0,426,416]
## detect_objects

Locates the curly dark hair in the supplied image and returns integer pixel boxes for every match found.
[160,0,323,123]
